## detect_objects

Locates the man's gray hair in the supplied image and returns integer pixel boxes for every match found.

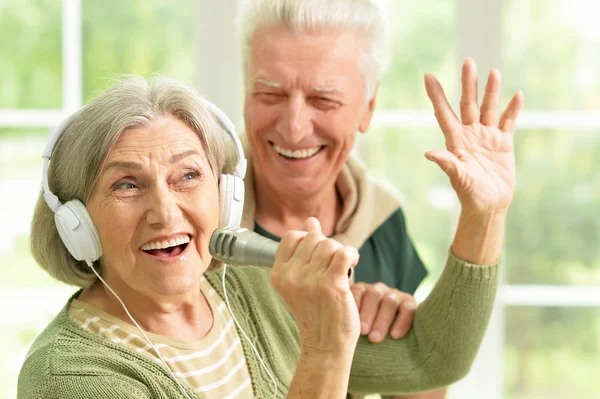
[30,75,235,287]
[236,0,387,100]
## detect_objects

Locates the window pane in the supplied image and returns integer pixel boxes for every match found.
[378,0,458,109]
[0,0,62,108]
[506,130,600,285]
[357,128,456,285]
[502,0,600,110]
[505,307,600,398]
[82,0,194,102]
[1,131,68,397]
[0,131,61,288]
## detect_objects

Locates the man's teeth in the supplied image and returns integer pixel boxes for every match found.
[273,144,321,159]
[141,235,190,251]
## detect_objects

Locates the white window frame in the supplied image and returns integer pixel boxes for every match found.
[2,1,600,398]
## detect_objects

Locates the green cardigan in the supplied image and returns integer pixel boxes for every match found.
[18,252,499,398]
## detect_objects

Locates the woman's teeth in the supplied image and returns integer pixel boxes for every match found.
[140,235,190,251]
[273,144,321,159]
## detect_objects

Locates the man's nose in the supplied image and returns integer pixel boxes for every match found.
[276,94,313,144]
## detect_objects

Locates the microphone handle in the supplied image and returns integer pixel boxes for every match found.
[209,227,352,278]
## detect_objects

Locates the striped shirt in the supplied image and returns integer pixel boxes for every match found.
[68,276,254,399]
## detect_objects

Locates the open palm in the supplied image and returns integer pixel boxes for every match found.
[424,58,524,214]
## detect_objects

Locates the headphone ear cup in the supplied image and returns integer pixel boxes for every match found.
[54,199,102,262]
[219,174,244,227]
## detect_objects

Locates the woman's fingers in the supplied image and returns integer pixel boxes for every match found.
[282,217,324,266]
[424,73,462,138]
[275,230,306,264]
[272,230,361,351]
[499,90,525,134]
[460,57,480,125]
[301,216,321,233]
[480,68,502,126]
[424,148,461,179]
[327,245,358,279]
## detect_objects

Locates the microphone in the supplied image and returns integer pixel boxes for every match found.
[209,226,279,267]
[209,227,353,278]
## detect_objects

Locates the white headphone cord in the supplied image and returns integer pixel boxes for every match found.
[222,264,278,399]
[85,261,192,399]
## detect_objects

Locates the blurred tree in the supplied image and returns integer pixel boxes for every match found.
[0,0,62,108]
[82,0,194,101]
[369,0,600,398]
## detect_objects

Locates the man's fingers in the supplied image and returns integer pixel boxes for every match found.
[368,290,403,343]
[459,57,480,125]
[480,68,501,126]
[390,300,417,339]
[357,283,387,335]
[350,283,366,313]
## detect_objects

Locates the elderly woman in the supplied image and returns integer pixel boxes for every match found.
[18,74,518,398]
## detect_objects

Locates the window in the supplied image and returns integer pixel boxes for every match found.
[364,0,600,398]
[2,1,598,398]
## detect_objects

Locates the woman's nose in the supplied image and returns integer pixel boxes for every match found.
[145,184,181,228]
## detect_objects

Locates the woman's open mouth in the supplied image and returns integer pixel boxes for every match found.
[140,235,191,259]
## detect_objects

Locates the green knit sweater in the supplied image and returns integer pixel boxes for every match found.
[18,252,499,398]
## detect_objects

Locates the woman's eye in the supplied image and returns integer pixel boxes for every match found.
[183,171,199,180]
[114,181,136,190]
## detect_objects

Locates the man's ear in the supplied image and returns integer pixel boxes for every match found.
[358,83,379,134]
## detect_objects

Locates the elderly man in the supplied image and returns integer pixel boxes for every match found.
[236,0,426,341]
[234,0,509,398]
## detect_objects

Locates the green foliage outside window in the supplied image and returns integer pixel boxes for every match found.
[0,0,598,398]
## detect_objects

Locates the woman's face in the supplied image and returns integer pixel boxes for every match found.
[86,116,220,297]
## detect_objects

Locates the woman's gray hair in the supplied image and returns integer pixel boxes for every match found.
[30,75,236,287]
[236,0,387,100]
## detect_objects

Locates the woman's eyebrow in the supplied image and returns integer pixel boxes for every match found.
[104,160,143,171]
[170,149,200,164]
[103,150,200,172]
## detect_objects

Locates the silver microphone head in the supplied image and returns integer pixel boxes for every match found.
[209,226,279,267]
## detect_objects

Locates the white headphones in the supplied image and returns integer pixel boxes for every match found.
[42,99,247,263]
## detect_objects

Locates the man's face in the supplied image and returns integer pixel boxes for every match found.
[244,26,376,197]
